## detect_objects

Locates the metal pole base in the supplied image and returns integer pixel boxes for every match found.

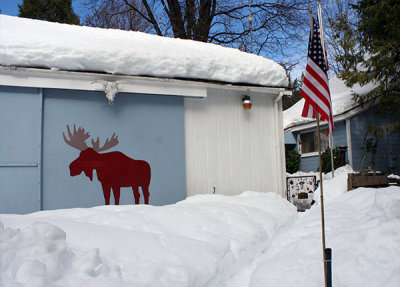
[325,248,332,287]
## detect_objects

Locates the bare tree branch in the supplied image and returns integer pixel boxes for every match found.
[83,0,309,58]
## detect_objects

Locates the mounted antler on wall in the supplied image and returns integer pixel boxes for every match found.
[63,124,151,205]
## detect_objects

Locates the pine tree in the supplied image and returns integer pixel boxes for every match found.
[332,0,400,136]
[283,75,303,110]
[18,0,80,25]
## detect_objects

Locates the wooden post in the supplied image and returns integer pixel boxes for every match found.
[329,132,335,177]
[317,115,328,287]
[310,4,332,285]
[317,0,334,178]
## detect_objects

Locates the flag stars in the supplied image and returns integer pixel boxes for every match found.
[308,18,328,72]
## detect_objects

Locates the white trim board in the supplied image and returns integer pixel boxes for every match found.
[301,152,319,158]
[0,66,288,99]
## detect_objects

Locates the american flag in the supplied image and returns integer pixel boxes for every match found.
[300,15,334,134]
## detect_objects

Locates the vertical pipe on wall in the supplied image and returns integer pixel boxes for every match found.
[346,119,353,168]
[38,88,44,210]
[279,97,286,197]
[274,92,285,197]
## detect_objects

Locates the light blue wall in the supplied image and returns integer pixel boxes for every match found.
[0,86,187,214]
[0,86,41,214]
[351,108,400,173]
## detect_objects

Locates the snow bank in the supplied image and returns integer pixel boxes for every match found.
[0,222,122,287]
[312,164,354,204]
[0,191,297,287]
[0,15,288,87]
[225,167,400,287]
[2,173,399,287]
[247,186,400,287]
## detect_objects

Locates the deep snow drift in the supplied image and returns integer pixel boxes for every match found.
[227,166,400,286]
[1,166,399,287]
[0,15,287,87]
[0,192,297,287]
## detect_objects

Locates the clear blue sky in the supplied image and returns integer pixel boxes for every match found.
[0,0,85,17]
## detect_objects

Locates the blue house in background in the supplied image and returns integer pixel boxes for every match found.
[284,77,400,173]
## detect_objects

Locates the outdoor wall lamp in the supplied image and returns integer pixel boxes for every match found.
[242,95,252,110]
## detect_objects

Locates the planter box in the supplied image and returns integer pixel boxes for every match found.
[347,173,389,191]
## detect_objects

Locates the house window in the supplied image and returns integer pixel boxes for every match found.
[300,129,329,154]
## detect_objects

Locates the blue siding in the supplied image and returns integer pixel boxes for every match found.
[332,120,349,164]
[289,108,400,173]
[299,155,319,172]
[351,108,400,173]
[0,86,187,214]
[284,131,296,144]
[0,86,41,214]
[294,120,348,172]
[332,120,347,147]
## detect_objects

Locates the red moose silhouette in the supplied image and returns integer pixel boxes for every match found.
[63,125,151,205]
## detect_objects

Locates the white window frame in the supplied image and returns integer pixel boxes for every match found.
[298,129,329,157]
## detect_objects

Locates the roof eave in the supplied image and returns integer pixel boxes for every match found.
[284,104,369,132]
[0,65,289,98]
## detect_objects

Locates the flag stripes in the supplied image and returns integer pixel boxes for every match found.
[302,101,317,118]
[300,15,334,134]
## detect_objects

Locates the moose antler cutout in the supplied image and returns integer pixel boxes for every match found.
[63,124,119,152]
[63,124,90,151]
[91,133,119,152]
[63,124,151,206]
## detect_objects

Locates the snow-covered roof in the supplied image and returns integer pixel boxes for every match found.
[283,76,376,130]
[0,15,288,88]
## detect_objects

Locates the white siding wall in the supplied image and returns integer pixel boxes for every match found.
[185,87,285,197]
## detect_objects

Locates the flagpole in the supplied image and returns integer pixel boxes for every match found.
[305,7,332,285]
[317,0,335,178]
[329,132,335,177]
[317,1,327,69]
[308,6,313,38]
[316,114,328,287]
[308,5,332,287]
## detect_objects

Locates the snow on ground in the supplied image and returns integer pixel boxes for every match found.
[226,166,400,287]
[242,186,400,287]
[0,192,296,287]
[1,168,399,287]
[0,15,287,87]
[308,164,354,204]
